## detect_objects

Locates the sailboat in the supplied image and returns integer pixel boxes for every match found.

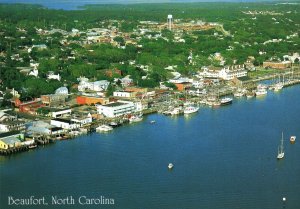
[277,132,285,159]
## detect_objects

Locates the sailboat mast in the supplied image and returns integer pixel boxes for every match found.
[281,132,284,152]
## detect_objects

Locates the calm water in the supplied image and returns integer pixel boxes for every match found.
[0,0,270,10]
[1,85,300,209]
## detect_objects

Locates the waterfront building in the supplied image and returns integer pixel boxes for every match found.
[0,120,25,133]
[0,131,23,150]
[51,108,72,118]
[219,65,247,80]
[71,113,93,127]
[50,118,80,130]
[96,101,136,118]
[200,65,247,80]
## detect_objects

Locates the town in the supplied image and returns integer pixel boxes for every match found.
[0,3,299,155]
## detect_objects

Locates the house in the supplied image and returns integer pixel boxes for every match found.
[15,99,44,115]
[71,113,93,127]
[120,76,133,87]
[105,69,122,77]
[78,77,110,92]
[96,101,136,118]
[174,82,192,91]
[0,131,24,150]
[0,120,26,133]
[0,111,16,122]
[41,94,67,107]
[113,91,136,98]
[76,96,109,105]
[47,72,61,81]
[50,118,80,130]
[51,108,72,118]
[55,87,69,95]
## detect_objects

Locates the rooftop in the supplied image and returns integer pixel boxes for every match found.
[103,102,128,107]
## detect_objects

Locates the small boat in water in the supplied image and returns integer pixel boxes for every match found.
[96,125,113,132]
[150,120,156,124]
[220,97,233,106]
[277,132,285,160]
[290,136,296,144]
[184,106,199,114]
[168,163,174,169]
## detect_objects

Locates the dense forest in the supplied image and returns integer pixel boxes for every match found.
[0,2,299,102]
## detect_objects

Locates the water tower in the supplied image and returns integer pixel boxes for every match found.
[167,14,173,31]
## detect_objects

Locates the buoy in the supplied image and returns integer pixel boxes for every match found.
[282,197,286,201]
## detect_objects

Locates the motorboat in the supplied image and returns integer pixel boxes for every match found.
[220,97,233,105]
[290,136,296,144]
[184,106,199,114]
[96,125,113,132]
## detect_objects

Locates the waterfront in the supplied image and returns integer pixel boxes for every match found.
[1,85,300,209]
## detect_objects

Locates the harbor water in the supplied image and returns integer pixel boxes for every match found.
[1,85,300,209]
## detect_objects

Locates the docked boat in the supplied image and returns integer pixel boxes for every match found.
[274,82,283,92]
[277,132,285,160]
[255,88,268,97]
[168,163,174,169]
[109,121,121,127]
[129,114,143,123]
[290,136,296,144]
[96,125,113,132]
[233,92,244,97]
[170,107,182,115]
[28,144,37,149]
[184,106,199,114]
[220,97,233,106]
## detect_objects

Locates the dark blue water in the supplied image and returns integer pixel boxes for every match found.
[1,85,300,209]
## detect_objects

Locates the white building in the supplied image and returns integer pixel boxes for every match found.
[55,87,69,95]
[200,65,247,80]
[219,65,247,80]
[51,108,72,118]
[120,76,133,87]
[47,72,61,81]
[29,68,38,77]
[71,114,92,127]
[96,101,136,118]
[78,78,110,92]
[113,91,135,98]
[50,118,80,130]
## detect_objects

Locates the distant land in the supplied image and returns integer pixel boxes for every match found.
[0,0,298,10]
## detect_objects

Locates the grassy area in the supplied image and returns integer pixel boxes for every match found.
[248,68,281,79]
